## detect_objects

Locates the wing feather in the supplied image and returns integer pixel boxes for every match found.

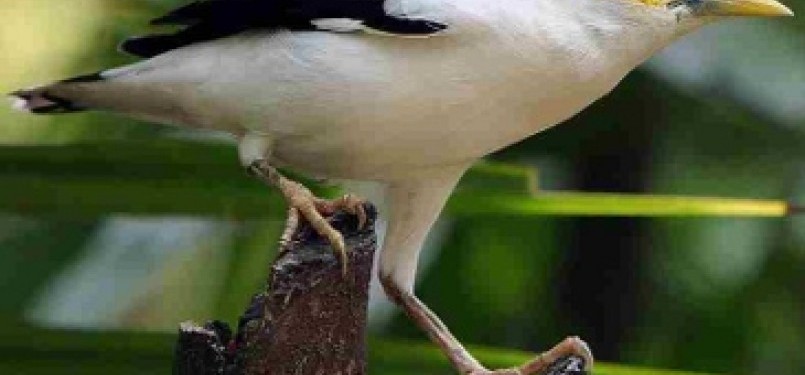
[121,0,447,58]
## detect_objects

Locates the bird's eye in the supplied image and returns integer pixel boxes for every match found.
[637,0,699,9]
[666,0,688,8]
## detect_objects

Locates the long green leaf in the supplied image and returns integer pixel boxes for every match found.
[0,141,792,218]
[449,191,790,217]
[0,323,714,375]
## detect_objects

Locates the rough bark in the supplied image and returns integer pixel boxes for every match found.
[174,204,377,375]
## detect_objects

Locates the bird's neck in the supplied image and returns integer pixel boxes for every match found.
[421,0,691,75]
[540,0,685,65]
[387,0,700,153]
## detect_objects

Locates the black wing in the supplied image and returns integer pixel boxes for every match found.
[121,0,447,58]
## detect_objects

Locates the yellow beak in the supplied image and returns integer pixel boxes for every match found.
[701,0,794,17]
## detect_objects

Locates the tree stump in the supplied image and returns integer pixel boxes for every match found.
[173,204,377,375]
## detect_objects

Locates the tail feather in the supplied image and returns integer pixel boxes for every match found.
[8,72,104,114]
[9,88,86,115]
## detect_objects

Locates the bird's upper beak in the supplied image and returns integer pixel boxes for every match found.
[696,0,794,17]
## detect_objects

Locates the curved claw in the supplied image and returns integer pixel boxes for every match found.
[292,194,350,276]
[246,160,365,276]
[327,229,348,276]
[469,337,593,375]
[263,176,348,275]
[341,194,368,230]
[320,194,367,230]
[518,337,593,375]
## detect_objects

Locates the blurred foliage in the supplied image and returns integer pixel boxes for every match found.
[1,0,804,375]
[0,323,715,375]
[0,140,790,217]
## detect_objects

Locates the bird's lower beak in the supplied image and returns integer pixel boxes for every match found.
[698,0,794,17]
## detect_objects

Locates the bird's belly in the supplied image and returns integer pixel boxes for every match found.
[190,32,630,180]
[267,83,612,181]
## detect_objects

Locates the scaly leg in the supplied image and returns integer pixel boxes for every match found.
[248,159,366,274]
[381,275,594,374]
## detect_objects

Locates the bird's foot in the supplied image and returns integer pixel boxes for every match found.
[280,190,369,270]
[248,160,366,275]
[314,193,368,230]
[472,337,593,375]
[381,276,593,375]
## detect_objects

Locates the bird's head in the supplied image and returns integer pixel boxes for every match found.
[566,0,795,65]
[634,0,793,29]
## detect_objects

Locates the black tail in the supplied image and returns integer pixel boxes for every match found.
[9,90,85,115]
[8,72,104,115]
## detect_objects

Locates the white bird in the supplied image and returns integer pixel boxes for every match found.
[9,0,793,373]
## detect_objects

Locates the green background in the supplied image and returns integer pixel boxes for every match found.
[1,1,804,374]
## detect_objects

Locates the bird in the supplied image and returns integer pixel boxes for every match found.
[8,0,793,373]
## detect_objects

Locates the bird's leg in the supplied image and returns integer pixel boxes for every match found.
[248,159,366,274]
[381,275,594,375]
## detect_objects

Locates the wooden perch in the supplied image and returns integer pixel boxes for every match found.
[172,202,588,375]
[174,204,377,375]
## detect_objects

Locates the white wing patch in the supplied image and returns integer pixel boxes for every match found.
[361,24,444,39]
[311,18,366,33]
[311,17,447,38]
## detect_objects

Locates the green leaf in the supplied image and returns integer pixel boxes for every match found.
[0,323,715,375]
[0,141,791,218]
[449,191,790,217]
